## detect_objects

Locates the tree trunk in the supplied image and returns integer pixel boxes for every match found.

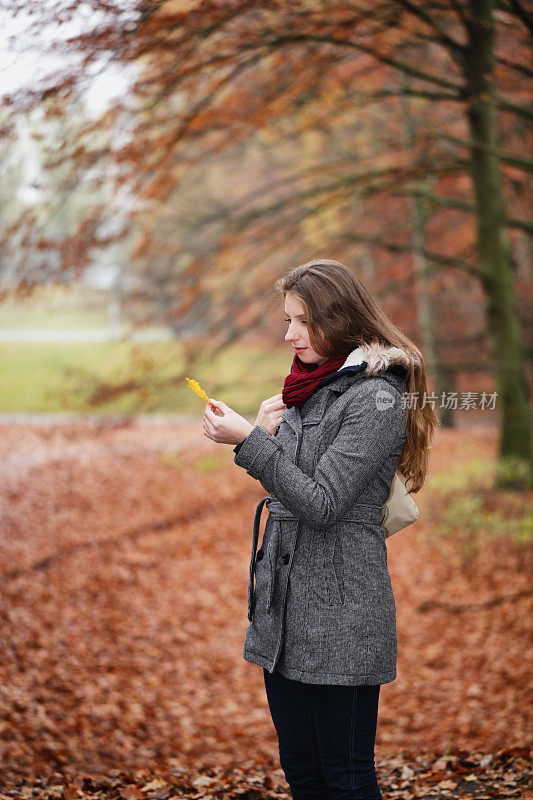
[399,78,445,423]
[465,0,532,486]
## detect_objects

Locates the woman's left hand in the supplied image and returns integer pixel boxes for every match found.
[203,399,254,445]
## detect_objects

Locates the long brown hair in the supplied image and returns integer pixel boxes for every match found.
[274,258,439,494]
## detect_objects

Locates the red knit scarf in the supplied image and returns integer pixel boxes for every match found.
[282,353,347,409]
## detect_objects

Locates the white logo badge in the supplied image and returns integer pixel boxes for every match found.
[375,389,396,411]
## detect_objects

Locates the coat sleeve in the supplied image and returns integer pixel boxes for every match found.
[233,380,407,531]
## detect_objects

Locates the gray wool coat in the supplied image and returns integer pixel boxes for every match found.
[233,342,411,686]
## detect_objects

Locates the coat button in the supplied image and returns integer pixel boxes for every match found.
[283,553,290,565]
[256,550,264,562]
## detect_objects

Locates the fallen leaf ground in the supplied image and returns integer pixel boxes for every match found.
[0,419,531,798]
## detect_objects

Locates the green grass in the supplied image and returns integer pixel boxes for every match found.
[194,454,226,473]
[0,340,290,416]
[0,286,110,329]
[0,286,291,415]
[438,492,530,541]
[425,457,494,494]
[158,453,182,470]
[422,457,532,565]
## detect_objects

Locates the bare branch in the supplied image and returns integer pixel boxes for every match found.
[393,0,466,56]
[504,0,533,36]
[336,231,483,279]
[260,32,464,93]
[498,96,533,121]
[432,133,533,172]
[401,188,533,234]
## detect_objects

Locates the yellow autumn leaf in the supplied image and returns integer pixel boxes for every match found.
[185,377,210,403]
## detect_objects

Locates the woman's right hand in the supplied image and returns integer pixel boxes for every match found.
[255,393,288,436]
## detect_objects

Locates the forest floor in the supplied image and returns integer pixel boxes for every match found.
[0,418,531,799]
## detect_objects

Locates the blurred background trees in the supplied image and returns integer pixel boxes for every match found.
[0,0,531,485]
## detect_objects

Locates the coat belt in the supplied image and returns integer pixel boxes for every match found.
[247,495,385,622]
[248,495,272,621]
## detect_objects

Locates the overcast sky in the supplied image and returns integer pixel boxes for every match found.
[0,2,136,114]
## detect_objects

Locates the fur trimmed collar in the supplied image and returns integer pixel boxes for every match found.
[338,341,419,376]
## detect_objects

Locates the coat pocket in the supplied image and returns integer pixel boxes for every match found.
[310,528,345,606]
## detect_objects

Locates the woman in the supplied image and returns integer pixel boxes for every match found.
[202,259,438,799]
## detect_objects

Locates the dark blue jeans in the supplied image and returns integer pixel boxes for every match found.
[263,668,383,800]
